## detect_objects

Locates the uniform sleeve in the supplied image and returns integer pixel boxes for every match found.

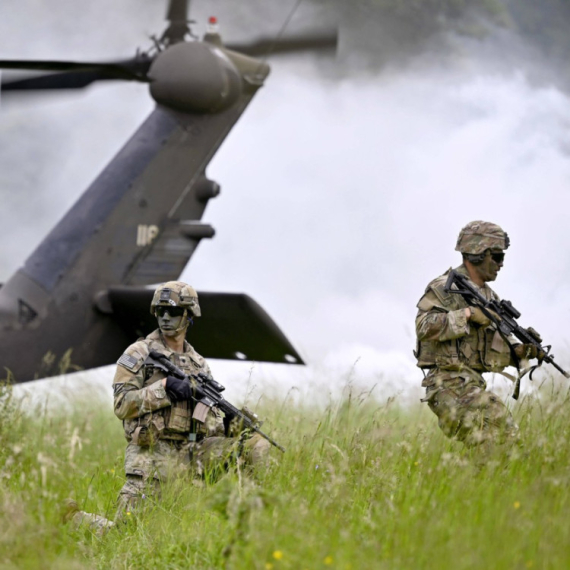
[112,348,172,421]
[415,289,470,342]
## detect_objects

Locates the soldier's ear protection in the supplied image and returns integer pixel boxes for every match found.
[463,251,487,265]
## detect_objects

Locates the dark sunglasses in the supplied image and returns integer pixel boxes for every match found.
[156,306,185,318]
[490,251,505,263]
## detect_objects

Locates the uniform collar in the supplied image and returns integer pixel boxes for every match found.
[455,264,492,294]
[147,328,194,356]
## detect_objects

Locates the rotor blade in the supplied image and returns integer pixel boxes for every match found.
[0,58,151,82]
[2,70,133,92]
[226,30,338,57]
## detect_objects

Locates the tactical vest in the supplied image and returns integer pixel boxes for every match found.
[144,351,197,438]
[415,273,512,373]
[120,332,221,446]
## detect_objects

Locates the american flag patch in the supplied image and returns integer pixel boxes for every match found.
[117,353,138,370]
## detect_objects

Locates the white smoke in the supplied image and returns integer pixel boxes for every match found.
[3,1,570,405]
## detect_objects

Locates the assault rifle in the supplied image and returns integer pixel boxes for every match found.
[144,350,285,452]
[444,270,570,400]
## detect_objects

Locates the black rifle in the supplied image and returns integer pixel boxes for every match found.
[444,270,570,400]
[144,350,285,452]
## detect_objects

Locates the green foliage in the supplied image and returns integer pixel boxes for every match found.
[1,379,570,569]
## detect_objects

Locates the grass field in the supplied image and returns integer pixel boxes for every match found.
[1,373,569,570]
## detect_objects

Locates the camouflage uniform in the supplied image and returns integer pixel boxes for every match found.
[68,282,270,534]
[113,328,270,513]
[415,222,519,451]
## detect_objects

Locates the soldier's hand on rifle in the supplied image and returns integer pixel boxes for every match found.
[514,344,544,361]
[228,415,246,437]
[164,375,192,402]
[466,306,500,327]
[227,407,259,437]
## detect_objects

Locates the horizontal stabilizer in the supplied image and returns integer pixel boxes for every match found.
[99,287,304,365]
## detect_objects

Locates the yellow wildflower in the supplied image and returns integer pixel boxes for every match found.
[265,564,274,570]
[514,501,521,509]
[273,551,284,560]
[324,555,333,565]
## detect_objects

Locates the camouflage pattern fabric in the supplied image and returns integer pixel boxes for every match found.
[191,433,270,479]
[150,281,201,317]
[423,369,519,451]
[415,265,519,450]
[113,329,224,460]
[66,284,272,535]
[455,220,509,254]
[115,474,162,519]
[64,499,115,536]
[415,265,514,372]
[66,476,161,533]
[111,328,270,519]
[114,434,270,516]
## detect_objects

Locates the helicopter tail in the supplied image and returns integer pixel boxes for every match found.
[95,286,304,365]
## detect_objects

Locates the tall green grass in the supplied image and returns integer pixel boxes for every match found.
[1,377,569,569]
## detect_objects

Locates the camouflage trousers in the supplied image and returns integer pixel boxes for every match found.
[68,433,270,534]
[118,433,270,515]
[423,369,519,451]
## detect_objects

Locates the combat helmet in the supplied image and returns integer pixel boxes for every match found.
[150,281,201,318]
[455,221,510,255]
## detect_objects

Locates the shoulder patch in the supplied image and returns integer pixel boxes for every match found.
[420,269,467,311]
[430,283,454,308]
[118,340,150,372]
[417,291,440,312]
[117,353,139,370]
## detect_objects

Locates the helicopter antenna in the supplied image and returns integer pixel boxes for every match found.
[162,0,193,45]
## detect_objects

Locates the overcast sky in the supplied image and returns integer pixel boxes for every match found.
[2,0,570,406]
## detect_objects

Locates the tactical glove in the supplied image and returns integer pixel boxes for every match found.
[468,306,500,327]
[165,375,192,402]
[514,344,544,361]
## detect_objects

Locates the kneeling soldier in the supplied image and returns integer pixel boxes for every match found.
[113,281,270,514]
[67,281,269,532]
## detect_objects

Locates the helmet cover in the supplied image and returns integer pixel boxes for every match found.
[455,220,510,255]
[150,281,201,317]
